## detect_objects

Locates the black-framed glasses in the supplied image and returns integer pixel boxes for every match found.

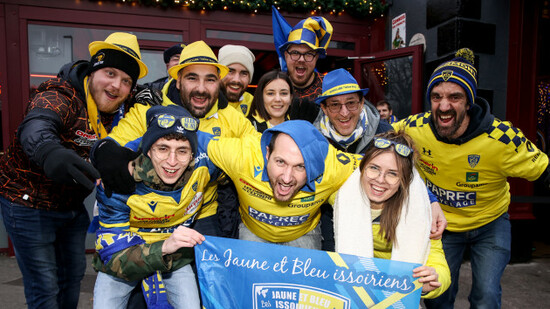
[364,165,400,185]
[286,50,317,62]
[325,100,361,113]
[373,137,413,157]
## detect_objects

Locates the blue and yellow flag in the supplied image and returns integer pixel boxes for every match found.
[195,236,423,308]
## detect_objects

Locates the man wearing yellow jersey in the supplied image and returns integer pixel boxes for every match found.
[394,48,549,309]
[92,40,256,238]
[218,44,255,116]
[206,120,361,249]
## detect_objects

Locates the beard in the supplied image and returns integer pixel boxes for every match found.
[222,82,245,102]
[434,108,467,139]
[179,86,218,119]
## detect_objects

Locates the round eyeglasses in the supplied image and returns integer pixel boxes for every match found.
[364,165,400,185]
[151,146,191,161]
[286,50,317,62]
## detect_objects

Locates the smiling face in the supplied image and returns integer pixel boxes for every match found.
[266,133,307,202]
[360,151,400,209]
[430,82,470,140]
[88,67,133,113]
[148,137,193,185]
[321,92,364,136]
[221,63,251,102]
[176,64,220,118]
[284,44,318,88]
[376,103,392,120]
[263,78,292,125]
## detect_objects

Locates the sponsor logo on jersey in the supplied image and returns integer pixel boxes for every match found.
[133,213,175,224]
[185,192,203,215]
[532,151,541,163]
[301,196,314,202]
[419,158,438,175]
[466,172,478,182]
[192,181,198,191]
[426,179,477,208]
[249,207,309,226]
[240,178,273,201]
[468,154,480,168]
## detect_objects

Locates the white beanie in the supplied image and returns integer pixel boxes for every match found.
[218,45,255,79]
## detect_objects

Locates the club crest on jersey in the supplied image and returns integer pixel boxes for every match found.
[468,154,480,168]
[212,127,221,136]
[240,104,248,115]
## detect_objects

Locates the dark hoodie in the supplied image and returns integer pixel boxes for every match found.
[0,61,123,211]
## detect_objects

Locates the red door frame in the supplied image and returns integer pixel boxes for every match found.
[353,44,425,115]
[506,0,541,220]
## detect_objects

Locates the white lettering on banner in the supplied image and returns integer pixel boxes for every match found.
[426,179,477,208]
[249,207,309,226]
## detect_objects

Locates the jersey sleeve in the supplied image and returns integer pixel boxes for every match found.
[488,120,549,180]
[422,239,451,299]
[108,103,151,150]
[206,135,252,178]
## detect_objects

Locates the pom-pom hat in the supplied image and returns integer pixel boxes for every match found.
[426,48,477,105]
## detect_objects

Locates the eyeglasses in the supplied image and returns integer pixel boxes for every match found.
[373,137,413,157]
[364,165,400,185]
[286,50,317,62]
[325,100,361,113]
[151,146,191,161]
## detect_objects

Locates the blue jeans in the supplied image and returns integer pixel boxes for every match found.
[424,213,511,309]
[93,265,200,308]
[0,196,89,309]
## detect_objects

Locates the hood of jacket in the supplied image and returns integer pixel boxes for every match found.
[57,60,90,102]
[429,97,494,144]
[260,120,329,193]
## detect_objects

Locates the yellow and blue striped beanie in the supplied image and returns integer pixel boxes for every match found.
[426,48,477,105]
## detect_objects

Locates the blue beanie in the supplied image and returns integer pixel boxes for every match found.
[163,44,186,64]
[426,48,477,105]
[141,105,199,158]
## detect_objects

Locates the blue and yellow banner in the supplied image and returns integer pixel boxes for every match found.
[195,236,423,308]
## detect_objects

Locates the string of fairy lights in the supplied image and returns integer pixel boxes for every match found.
[97,0,388,18]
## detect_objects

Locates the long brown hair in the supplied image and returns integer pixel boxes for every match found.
[359,130,418,245]
[249,70,293,121]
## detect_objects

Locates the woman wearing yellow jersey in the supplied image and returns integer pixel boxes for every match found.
[247,70,293,132]
[334,131,450,299]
